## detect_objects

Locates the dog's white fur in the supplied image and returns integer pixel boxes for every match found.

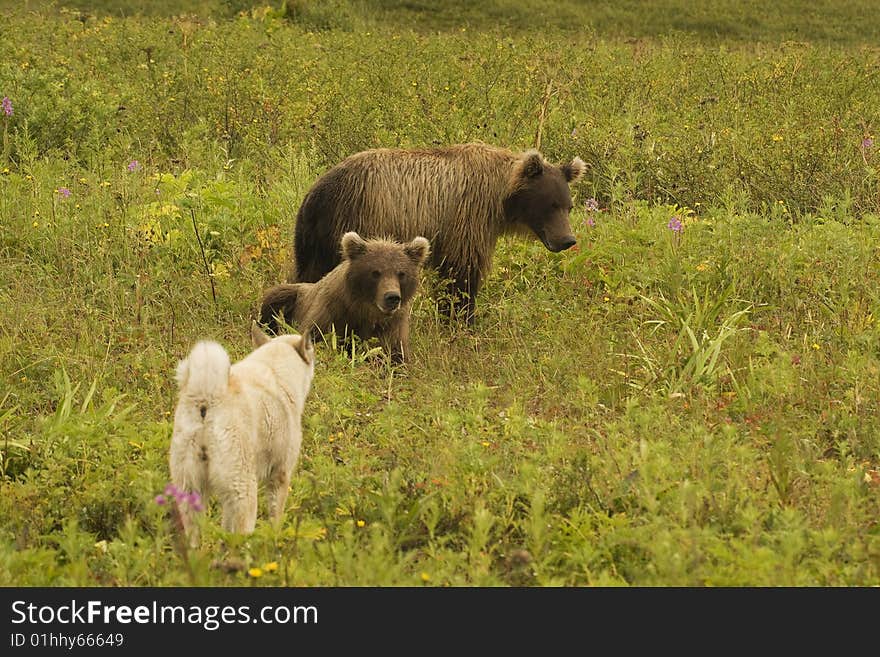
[169,321,315,545]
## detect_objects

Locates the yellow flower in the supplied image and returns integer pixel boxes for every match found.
[420,572,431,582]
[32,221,38,228]
[772,134,783,142]
[695,261,709,272]
[356,519,366,528]
[481,441,491,447]
[248,567,263,578]
[812,343,821,350]
[263,562,278,573]
[603,296,610,302]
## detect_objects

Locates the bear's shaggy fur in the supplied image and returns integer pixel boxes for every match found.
[291,142,584,323]
[260,232,430,364]
[170,322,315,546]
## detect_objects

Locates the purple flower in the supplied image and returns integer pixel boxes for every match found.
[154,494,167,506]
[58,187,71,199]
[586,216,596,228]
[187,492,205,512]
[668,216,683,233]
[585,198,599,213]
[127,160,140,172]
[862,137,874,150]
[159,483,204,512]
[1,96,12,117]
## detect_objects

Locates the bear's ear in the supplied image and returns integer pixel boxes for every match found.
[562,156,585,183]
[404,236,431,266]
[251,319,272,348]
[341,231,368,260]
[516,150,545,179]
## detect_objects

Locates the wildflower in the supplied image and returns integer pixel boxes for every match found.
[58,187,71,199]
[127,160,140,172]
[158,483,204,511]
[264,562,279,573]
[812,343,821,350]
[771,133,783,142]
[481,441,491,447]
[1,96,12,116]
[420,572,431,582]
[187,491,205,512]
[585,198,599,213]
[668,216,683,233]
[248,568,263,578]
[862,137,874,150]
[586,216,595,228]
[356,519,366,528]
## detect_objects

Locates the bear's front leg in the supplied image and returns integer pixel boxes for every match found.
[382,317,409,365]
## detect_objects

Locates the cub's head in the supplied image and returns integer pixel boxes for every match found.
[503,149,585,253]
[340,232,431,315]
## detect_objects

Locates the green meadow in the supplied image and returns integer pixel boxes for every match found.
[1,1,879,585]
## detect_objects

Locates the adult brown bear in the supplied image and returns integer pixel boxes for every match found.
[291,143,584,323]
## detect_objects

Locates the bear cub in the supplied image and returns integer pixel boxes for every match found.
[260,231,430,365]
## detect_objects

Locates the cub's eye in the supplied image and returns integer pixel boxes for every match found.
[397,271,406,279]
[371,270,380,278]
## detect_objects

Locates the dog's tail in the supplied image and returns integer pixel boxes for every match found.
[175,341,231,404]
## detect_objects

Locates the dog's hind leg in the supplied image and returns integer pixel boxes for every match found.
[220,479,258,534]
[266,468,292,527]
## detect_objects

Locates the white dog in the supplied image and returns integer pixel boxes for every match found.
[170,321,315,544]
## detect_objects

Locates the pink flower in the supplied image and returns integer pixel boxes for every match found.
[668,216,683,233]
[862,137,874,150]
[58,187,71,199]
[127,160,139,172]
[1,96,12,117]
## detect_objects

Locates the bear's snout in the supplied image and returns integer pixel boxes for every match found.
[382,291,402,312]
[550,235,577,252]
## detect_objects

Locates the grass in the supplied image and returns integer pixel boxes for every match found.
[1,1,879,586]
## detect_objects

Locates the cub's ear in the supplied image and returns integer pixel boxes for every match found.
[341,231,368,260]
[404,236,431,266]
[562,156,585,183]
[295,330,315,365]
[251,319,271,348]
[516,150,545,179]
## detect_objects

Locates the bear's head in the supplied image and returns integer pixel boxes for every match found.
[503,150,585,253]
[341,232,431,315]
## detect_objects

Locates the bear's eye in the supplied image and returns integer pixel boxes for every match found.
[397,271,406,280]
[551,201,561,210]
[371,270,380,278]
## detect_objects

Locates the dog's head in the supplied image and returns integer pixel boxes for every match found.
[251,320,315,366]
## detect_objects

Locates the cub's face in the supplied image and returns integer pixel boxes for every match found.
[341,233,431,315]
